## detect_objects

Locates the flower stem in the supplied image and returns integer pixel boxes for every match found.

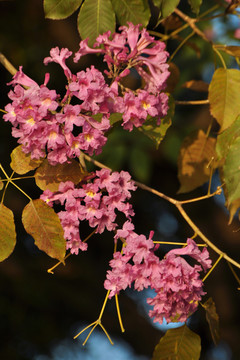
[153,241,206,247]
[115,294,125,332]
[47,252,71,274]
[74,290,112,345]
[202,254,223,282]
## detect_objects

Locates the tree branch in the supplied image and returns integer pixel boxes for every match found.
[83,154,240,270]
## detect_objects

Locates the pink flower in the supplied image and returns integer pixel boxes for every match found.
[44,47,72,79]
[8,66,39,88]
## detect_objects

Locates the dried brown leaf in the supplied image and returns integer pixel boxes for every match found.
[178,130,217,193]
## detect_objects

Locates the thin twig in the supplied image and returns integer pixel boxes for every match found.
[0,53,17,76]
[174,8,212,44]
[175,99,209,105]
[83,154,240,270]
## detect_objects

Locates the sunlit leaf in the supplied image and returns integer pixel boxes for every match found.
[35,159,87,191]
[10,145,44,175]
[78,0,115,46]
[188,0,202,14]
[140,95,174,148]
[22,199,66,261]
[111,0,150,27]
[216,116,240,222]
[152,325,201,360]
[223,137,240,204]
[182,80,209,92]
[216,116,240,160]
[44,0,83,19]
[177,130,217,193]
[209,68,240,131]
[202,297,220,345]
[0,204,16,262]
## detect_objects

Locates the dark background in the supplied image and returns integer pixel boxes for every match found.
[0,0,240,359]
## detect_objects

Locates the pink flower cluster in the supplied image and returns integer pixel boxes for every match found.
[3,23,170,163]
[41,169,137,254]
[3,66,114,165]
[104,224,211,324]
[74,22,170,130]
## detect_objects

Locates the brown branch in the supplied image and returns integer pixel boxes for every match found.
[83,154,240,270]
[174,8,212,44]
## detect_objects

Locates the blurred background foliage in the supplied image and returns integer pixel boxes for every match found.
[0,0,240,359]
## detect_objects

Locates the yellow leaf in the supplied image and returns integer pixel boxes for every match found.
[10,145,44,174]
[22,199,66,261]
[0,204,16,262]
[152,325,201,360]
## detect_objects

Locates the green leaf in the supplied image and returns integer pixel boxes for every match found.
[223,136,240,204]
[22,199,66,261]
[177,130,217,193]
[78,0,116,46]
[156,0,180,19]
[216,116,240,222]
[10,145,44,175]
[44,0,83,19]
[35,159,87,192]
[152,325,201,360]
[209,68,240,131]
[109,113,122,126]
[202,297,220,345]
[216,116,240,160]
[140,95,174,148]
[0,204,16,262]
[111,0,150,27]
[188,0,202,14]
